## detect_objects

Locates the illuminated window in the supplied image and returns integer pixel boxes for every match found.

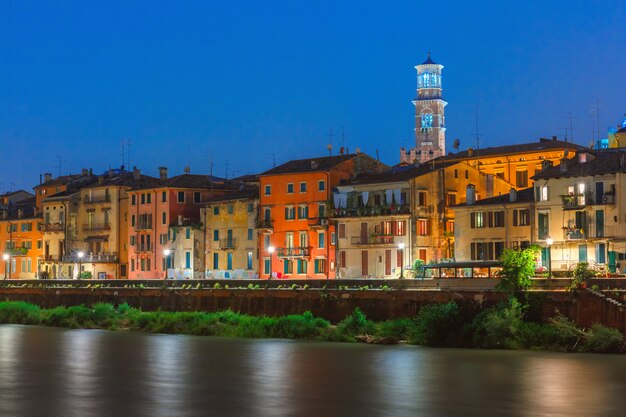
[421,113,433,128]
[417,219,428,236]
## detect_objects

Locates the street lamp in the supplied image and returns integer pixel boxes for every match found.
[163,249,171,279]
[545,237,553,281]
[398,242,405,279]
[268,246,275,279]
[77,251,84,280]
[2,253,9,280]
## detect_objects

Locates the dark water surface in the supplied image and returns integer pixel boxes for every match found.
[1,325,625,417]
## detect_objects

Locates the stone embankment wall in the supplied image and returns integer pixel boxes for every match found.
[1,286,624,333]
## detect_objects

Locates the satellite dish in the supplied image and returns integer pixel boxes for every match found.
[453,138,460,151]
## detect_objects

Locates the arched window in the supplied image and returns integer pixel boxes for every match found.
[421,113,433,128]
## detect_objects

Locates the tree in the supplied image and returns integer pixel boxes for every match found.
[495,246,540,296]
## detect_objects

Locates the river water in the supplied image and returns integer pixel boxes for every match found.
[0,325,625,417]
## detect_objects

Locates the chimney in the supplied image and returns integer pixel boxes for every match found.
[467,147,474,157]
[44,173,52,183]
[89,168,93,175]
[133,167,140,181]
[559,159,568,173]
[159,166,168,180]
[17,209,23,218]
[552,136,557,141]
[466,184,476,205]
[541,160,553,171]
[509,188,517,202]
[98,176,104,185]
[184,166,191,174]
[81,168,89,176]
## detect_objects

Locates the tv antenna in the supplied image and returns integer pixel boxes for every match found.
[56,155,66,177]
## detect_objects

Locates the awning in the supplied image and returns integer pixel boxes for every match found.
[85,236,108,242]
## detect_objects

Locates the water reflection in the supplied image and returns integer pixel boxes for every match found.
[0,325,625,417]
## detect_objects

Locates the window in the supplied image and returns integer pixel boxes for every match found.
[147,193,151,204]
[417,219,428,236]
[247,228,253,240]
[318,180,325,191]
[338,251,346,268]
[264,185,271,196]
[141,194,146,204]
[160,234,167,244]
[162,212,167,225]
[285,206,295,220]
[177,191,185,203]
[395,221,406,236]
[37,240,42,249]
[283,260,293,274]
[264,234,270,249]
[213,230,219,241]
[162,191,167,202]
[130,236,136,246]
[446,193,456,206]
[318,232,325,248]
[454,169,458,179]
[417,191,427,206]
[185,228,191,239]
[228,204,234,214]
[338,223,346,238]
[213,206,219,215]
[131,195,136,205]
[287,183,294,194]
[516,170,528,188]
[513,209,530,226]
[185,251,191,269]
[227,252,233,270]
[297,205,308,219]
[421,113,433,128]
[318,204,326,218]
[264,208,271,221]
[470,212,485,228]
[141,258,145,271]
[131,259,135,271]
[494,211,505,227]
[131,215,136,227]
[536,185,549,202]
[445,221,454,233]
[213,253,219,269]
[247,203,254,213]
[538,212,549,240]
[331,232,336,245]
[299,182,307,193]
[247,251,253,270]
[314,259,326,274]
[297,259,307,274]
[264,258,271,274]
[194,192,201,203]
[465,170,469,179]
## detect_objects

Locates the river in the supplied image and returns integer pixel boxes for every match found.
[0,325,625,417]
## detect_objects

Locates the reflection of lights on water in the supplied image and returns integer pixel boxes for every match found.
[146,335,187,417]
[61,329,99,415]
[372,348,426,409]
[247,341,294,417]
[0,326,18,403]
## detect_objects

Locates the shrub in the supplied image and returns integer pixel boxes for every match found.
[409,302,461,346]
[472,298,526,349]
[495,246,540,296]
[571,262,594,290]
[40,305,94,328]
[91,303,118,329]
[0,301,41,324]
[376,318,414,340]
[582,324,624,354]
[337,308,376,337]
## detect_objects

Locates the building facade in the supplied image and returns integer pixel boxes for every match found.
[0,196,42,279]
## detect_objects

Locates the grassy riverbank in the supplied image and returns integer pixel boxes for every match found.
[0,300,623,353]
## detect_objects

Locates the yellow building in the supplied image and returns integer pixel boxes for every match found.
[0,194,42,279]
[203,188,259,279]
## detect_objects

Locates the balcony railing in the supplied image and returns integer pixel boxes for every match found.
[63,252,119,263]
[42,222,65,232]
[276,247,310,258]
[332,205,411,218]
[135,243,153,252]
[219,238,237,250]
[44,254,61,262]
[83,223,111,231]
[83,195,111,204]
[564,228,585,240]
[8,247,29,256]
[561,193,592,210]
[351,235,395,246]
[136,222,153,230]
[256,219,274,230]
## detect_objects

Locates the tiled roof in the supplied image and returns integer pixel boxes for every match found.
[454,187,535,208]
[83,172,159,189]
[129,174,228,191]
[206,187,259,203]
[261,154,358,176]
[34,173,83,188]
[341,160,458,186]
[436,138,584,162]
[0,197,38,220]
[533,149,626,180]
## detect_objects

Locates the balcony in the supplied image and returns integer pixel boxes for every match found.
[564,228,585,240]
[351,235,395,246]
[560,193,593,210]
[219,238,237,250]
[83,195,111,204]
[256,219,274,231]
[8,247,29,256]
[135,243,153,252]
[44,254,61,262]
[63,252,119,263]
[42,222,65,232]
[83,223,111,231]
[309,217,330,229]
[276,247,310,258]
[136,222,153,230]
[332,204,411,218]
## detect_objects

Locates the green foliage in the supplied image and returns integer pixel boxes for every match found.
[0,301,41,324]
[496,246,540,296]
[412,259,425,277]
[80,271,93,279]
[571,262,594,290]
[409,302,462,346]
[337,308,376,337]
[472,298,526,349]
[375,318,414,340]
[582,323,625,353]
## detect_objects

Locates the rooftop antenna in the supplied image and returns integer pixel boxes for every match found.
[224,160,229,180]
[121,138,125,168]
[474,105,482,150]
[127,139,132,169]
[187,145,191,173]
[567,112,576,142]
[56,155,66,177]
[209,150,214,177]
[341,127,346,149]
[327,128,333,156]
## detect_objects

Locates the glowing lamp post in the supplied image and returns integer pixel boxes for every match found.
[268,246,275,279]
[163,249,171,279]
[2,253,9,280]
[545,237,553,281]
[77,251,84,279]
[398,242,405,279]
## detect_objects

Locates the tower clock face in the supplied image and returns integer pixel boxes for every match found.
[421,113,433,128]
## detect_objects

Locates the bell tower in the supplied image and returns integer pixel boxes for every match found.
[400,53,447,164]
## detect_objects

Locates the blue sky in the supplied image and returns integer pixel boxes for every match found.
[1,0,624,191]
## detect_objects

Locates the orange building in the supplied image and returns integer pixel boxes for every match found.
[258,153,387,279]
[0,195,43,279]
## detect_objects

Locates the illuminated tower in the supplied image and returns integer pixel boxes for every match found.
[400,53,447,164]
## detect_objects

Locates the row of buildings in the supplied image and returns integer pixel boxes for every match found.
[3,54,626,279]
